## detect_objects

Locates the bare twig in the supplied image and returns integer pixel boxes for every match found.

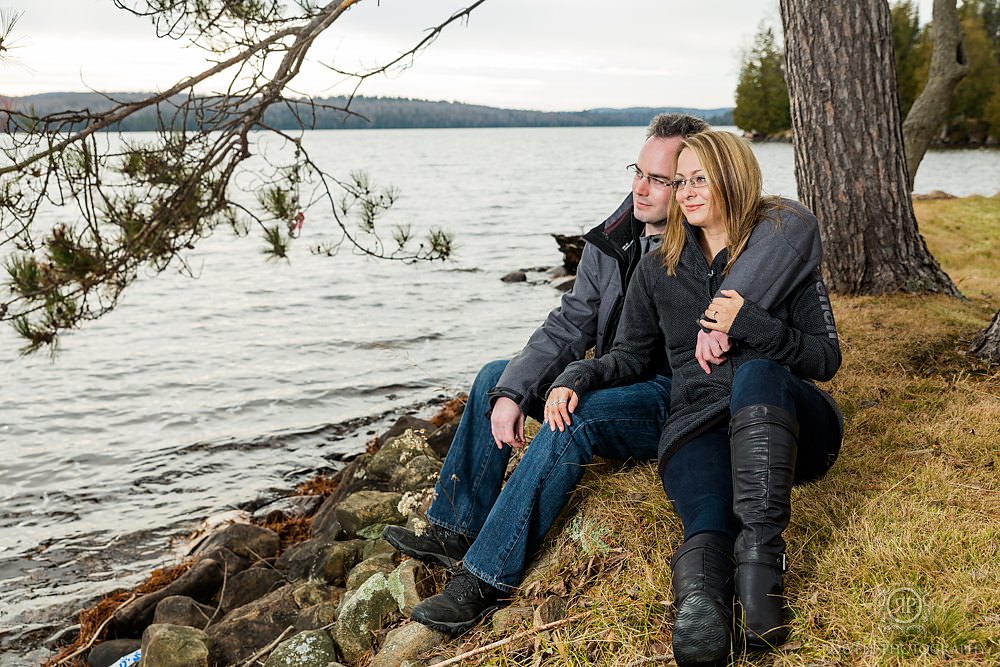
[432,615,580,667]
[328,0,490,107]
[239,625,296,666]
[0,28,292,177]
[54,593,138,665]
[624,655,674,667]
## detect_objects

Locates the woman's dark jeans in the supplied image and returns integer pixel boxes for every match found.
[661,359,842,540]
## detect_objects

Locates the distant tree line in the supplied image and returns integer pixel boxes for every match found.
[735,0,1000,145]
[1,93,733,133]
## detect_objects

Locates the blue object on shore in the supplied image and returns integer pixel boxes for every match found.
[112,649,141,666]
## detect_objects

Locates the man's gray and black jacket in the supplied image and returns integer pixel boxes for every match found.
[487,195,643,417]
[488,194,825,419]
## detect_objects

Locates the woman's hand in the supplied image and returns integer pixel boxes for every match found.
[544,387,579,432]
[699,289,745,334]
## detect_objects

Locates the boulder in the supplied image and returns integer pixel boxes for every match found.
[251,495,324,523]
[198,546,250,577]
[391,455,442,494]
[371,622,447,667]
[262,630,338,667]
[336,490,405,538]
[425,416,461,459]
[294,600,340,632]
[501,270,527,282]
[334,574,401,663]
[315,539,366,586]
[193,523,280,563]
[309,455,372,539]
[276,538,337,580]
[206,581,333,666]
[362,537,397,560]
[387,559,434,616]
[152,595,215,628]
[381,416,434,443]
[366,429,438,482]
[87,639,141,667]
[345,553,397,592]
[219,566,286,612]
[309,495,343,540]
[140,624,211,667]
[113,558,224,635]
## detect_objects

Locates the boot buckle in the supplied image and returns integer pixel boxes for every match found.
[779,553,788,572]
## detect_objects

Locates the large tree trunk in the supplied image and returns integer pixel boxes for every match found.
[779,0,959,296]
[903,0,969,191]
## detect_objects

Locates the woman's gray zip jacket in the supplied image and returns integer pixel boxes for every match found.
[488,195,824,418]
[550,219,843,471]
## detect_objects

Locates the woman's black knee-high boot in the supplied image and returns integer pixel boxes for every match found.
[671,532,735,666]
[730,404,798,651]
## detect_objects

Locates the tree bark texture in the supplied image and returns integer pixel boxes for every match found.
[969,309,1000,361]
[903,0,969,190]
[779,0,960,296]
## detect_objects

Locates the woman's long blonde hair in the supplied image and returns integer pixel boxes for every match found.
[659,131,780,275]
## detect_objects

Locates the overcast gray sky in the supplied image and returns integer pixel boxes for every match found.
[2,0,935,111]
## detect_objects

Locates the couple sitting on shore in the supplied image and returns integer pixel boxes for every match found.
[382,114,843,666]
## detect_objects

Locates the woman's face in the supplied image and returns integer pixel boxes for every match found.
[674,148,721,231]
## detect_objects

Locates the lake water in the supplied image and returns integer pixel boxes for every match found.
[1,126,997,660]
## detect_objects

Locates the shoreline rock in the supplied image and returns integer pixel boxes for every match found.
[48,406,471,667]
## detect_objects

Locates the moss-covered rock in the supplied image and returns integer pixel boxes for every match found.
[140,624,211,667]
[262,630,337,667]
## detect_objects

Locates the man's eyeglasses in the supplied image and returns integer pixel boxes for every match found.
[627,164,672,191]
[669,175,711,191]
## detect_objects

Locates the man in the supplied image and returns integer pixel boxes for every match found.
[384,114,822,635]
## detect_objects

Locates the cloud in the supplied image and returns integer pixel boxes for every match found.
[12,0,923,110]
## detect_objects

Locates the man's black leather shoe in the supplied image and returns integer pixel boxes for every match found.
[383,523,469,567]
[410,567,505,635]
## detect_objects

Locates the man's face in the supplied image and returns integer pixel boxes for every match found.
[631,135,683,225]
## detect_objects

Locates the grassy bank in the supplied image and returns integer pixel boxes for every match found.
[44,197,999,667]
[429,195,1000,666]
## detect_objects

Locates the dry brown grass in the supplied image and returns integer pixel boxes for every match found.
[430,393,470,427]
[43,560,194,666]
[429,196,1000,666]
[295,473,339,497]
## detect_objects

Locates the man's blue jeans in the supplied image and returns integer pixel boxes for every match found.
[427,359,671,592]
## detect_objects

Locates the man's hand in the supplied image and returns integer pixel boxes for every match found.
[543,387,579,432]
[490,396,526,449]
[695,329,732,374]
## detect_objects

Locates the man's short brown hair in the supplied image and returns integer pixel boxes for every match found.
[646,113,710,139]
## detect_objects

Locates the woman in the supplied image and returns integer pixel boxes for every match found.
[544,131,843,666]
